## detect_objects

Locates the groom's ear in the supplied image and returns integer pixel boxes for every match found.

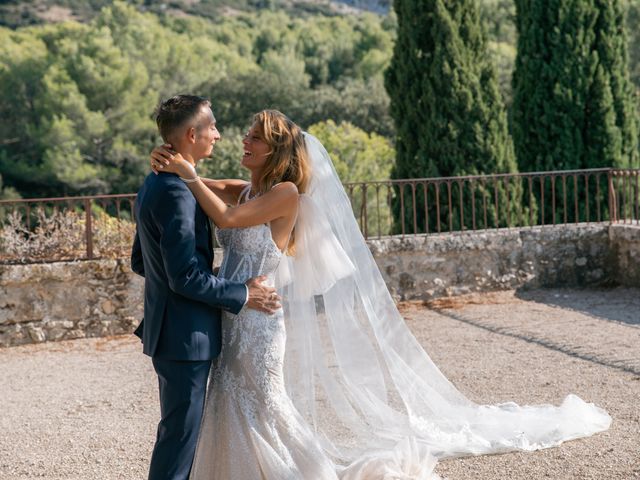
[186,126,197,144]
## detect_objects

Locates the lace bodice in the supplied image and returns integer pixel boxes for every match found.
[215,223,282,284]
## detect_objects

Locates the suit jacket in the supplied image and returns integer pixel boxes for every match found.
[131,172,247,361]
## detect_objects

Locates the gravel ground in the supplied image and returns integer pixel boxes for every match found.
[1,287,639,480]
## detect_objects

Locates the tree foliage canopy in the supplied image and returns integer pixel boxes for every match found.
[386,0,516,180]
[1,0,639,206]
[385,0,519,232]
[512,0,638,172]
[0,2,395,198]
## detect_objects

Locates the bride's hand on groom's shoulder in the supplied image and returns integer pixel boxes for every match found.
[150,144,186,175]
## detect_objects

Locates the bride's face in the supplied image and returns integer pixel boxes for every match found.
[242,123,271,171]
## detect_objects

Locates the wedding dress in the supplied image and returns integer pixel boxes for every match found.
[190,134,611,479]
[189,215,341,479]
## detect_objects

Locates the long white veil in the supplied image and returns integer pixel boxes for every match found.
[275,133,611,476]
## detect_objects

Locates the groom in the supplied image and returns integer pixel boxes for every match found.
[131,95,279,480]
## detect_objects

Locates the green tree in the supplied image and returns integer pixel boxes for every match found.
[205,67,310,133]
[0,4,399,200]
[304,77,394,136]
[478,1,518,108]
[0,9,153,196]
[0,173,20,201]
[628,0,640,94]
[513,0,639,172]
[385,0,519,233]
[625,0,640,163]
[479,0,516,45]
[512,0,639,223]
[309,120,394,236]
[0,27,52,195]
[0,2,242,197]
[308,120,393,182]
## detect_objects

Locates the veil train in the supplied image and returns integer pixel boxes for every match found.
[274,133,611,477]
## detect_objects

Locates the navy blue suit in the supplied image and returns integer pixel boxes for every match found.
[131,172,247,480]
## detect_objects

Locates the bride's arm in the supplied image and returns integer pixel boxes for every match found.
[169,157,297,227]
[185,175,297,228]
[151,148,298,226]
[150,145,248,205]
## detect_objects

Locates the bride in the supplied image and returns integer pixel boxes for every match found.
[150,109,611,479]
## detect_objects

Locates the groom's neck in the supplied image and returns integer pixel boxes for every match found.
[176,149,198,167]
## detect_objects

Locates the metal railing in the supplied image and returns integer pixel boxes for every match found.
[344,168,639,238]
[1,168,639,264]
[610,169,640,224]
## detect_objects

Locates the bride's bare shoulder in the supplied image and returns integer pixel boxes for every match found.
[270,181,299,196]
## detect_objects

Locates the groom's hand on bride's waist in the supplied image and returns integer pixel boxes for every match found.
[245,276,281,314]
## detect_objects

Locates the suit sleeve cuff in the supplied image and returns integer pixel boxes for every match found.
[242,284,249,308]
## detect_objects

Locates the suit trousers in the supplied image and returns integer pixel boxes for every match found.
[148,357,212,480]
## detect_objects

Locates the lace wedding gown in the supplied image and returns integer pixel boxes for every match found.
[189,221,340,480]
[190,219,439,480]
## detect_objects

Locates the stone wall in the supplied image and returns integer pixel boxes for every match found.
[609,224,640,287]
[373,224,618,301]
[0,260,143,347]
[1,224,638,347]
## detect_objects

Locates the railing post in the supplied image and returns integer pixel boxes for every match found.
[84,198,94,260]
[399,182,406,237]
[361,183,368,239]
[584,174,590,223]
[608,170,616,224]
[435,182,441,233]
[422,182,429,234]
[411,182,418,234]
[375,185,381,238]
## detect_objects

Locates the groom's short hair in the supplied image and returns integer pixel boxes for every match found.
[155,95,212,142]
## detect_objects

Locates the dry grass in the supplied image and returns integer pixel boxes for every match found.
[0,207,136,263]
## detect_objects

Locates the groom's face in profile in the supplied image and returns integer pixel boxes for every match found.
[190,106,221,161]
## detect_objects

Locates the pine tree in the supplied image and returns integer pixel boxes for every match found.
[385,0,519,233]
[512,0,639,222]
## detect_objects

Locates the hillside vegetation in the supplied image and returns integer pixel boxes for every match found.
[0,0,638,201]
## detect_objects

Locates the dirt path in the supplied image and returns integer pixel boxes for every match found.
[1,288,638,479]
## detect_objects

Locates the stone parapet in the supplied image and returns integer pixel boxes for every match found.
[609,223,640,287]
[372,224,617,301]
[0,259,143,348]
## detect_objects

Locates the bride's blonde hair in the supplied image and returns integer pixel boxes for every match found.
[253,109,311,254]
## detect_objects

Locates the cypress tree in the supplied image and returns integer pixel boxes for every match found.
[588,0,638,169]
[512,0,638,222]
[385,0,519,233]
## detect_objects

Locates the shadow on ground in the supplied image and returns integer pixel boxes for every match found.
[420,288,640,378]
[514,286,640,327]
[433,307,640,377]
